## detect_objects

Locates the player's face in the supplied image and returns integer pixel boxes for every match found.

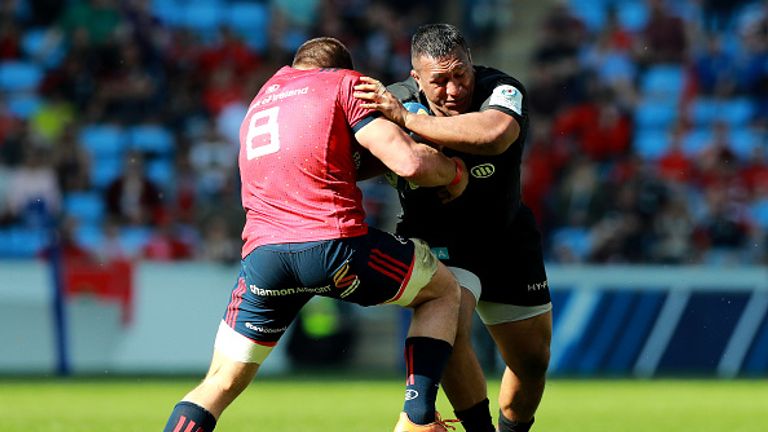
[411,48,474,117]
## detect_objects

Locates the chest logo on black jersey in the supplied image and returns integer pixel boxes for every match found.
[470,163,495,178]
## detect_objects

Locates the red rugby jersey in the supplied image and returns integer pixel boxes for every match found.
[238,66,376,257]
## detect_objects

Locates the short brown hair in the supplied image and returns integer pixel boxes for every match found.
[292,37,354,69]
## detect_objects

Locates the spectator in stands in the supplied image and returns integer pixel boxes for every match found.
[52,126,90,193]
[104,151,163,226]
[189,122,237,199]
[6,144,61,226]
[637,0,688,65]
[652,193,695,264]
[692,34,739,96]
[553,86,632,162]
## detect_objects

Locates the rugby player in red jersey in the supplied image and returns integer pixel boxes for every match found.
[162,37,468,432]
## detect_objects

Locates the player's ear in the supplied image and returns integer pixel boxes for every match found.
[410,69,422,90]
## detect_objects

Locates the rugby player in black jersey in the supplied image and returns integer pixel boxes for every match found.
[355,24,552,432]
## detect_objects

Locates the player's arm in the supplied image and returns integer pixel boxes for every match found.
[354,76,519,156]
[403,109,519,156]
[354,117,467,193]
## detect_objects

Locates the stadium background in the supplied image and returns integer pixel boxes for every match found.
[0,0,767,429]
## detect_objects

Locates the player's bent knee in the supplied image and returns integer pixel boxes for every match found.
[388,238,447,307]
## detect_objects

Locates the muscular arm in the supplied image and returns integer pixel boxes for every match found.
[354,117,459,187]
[354,77,520,156]
[403,108,520,156]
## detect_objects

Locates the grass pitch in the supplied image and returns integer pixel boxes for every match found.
[1,375,766,431]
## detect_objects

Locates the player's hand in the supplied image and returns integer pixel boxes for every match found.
[439,157,468,204]
[353,76,407,127]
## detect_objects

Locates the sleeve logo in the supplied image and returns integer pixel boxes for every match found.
[489,85,523,115]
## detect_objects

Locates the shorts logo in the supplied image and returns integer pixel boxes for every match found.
[245,322,288,334]
[405,389,419,400]
[470,163,495,178]
[527,280,548,291]
[250,285,332,296]
[333,261,360,298]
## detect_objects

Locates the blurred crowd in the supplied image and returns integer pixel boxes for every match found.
[0,0,766,266]
[0,0,445,263]
[523,0,768,265]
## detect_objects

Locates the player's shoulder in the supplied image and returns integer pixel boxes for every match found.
[474,65,527,95]
[387,77,420,102]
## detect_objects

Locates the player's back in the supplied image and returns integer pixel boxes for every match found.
[239,66,373,257]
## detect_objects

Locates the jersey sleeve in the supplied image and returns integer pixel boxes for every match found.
[338,71,380,133]
[478,74,527,124]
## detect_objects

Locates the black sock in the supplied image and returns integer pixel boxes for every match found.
[497,410,534,432]
[402,336,453,424]
[455,398,495,432]
[164,401,217,432]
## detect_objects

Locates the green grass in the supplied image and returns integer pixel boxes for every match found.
[1,376,767,431]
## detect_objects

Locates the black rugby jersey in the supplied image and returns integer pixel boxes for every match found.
[387,65,529,244]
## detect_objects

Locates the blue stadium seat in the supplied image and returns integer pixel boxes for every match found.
[688,97,718,126]
[617,1,648,32]
[146,157,175,189]
[634,98,678,129]
[682,128,713,157]
[0,227,48,258]
[129,124,175,155]
[74,222,104,252]
[90,156,124,189]
[720,98,754,126]
[0,61,44,92]
[568,0,606,32]
[151,0,184,26]
[640,65,685,101]
[728,128,759,161]
[120,226,152,256]
[79,124,128,159]
[21,28,65,69]
[183,1,223,36]
[7,93,42,119]
[64,191,106,225]
[228,2,270,52]
[750,199,768,229]
[633,130,669,161]
[552,227,592,262]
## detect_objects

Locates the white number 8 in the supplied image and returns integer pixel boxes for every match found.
[246,106,281,160]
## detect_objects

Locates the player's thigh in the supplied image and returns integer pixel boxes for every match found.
[486,311,552,376]
[216,252,312,365]
[407,260,460,307]
[334,228,445,307]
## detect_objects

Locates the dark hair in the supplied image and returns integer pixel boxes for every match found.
[292,37,354,69]
[411,24,471,62]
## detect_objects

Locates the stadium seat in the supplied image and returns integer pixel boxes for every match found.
[89,156,124,189]
[617,1,648,32]
[21,27,65,69]
[120,226,152,256]
[182,1,223,38]
[688,97,718,126]
[228,2,270,52]
[150,0,184,26]
[750,199,768,229]
[681,128,713,157]
[552,227,592,262]
[728,128,759,161]
[0,227,48,258]
[79,124,128,159]
[0,61,44,92]
[7,93,43,119]
[633,130,669,161]
[74,222,104,252]
[64,192,106,225]
[640,65,685,101]
[568,0,606,32]
[634,98,678,129]
[128,124,175,155]
[146,157,175,189]
[720,98,754,126]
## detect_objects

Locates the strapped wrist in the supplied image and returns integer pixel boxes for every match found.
[449,157,463,186]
